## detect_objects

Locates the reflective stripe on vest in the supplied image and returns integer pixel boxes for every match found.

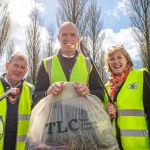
[120,129,149,136]
[17,135,27,142]
[18,114,30,120]
[118,109,145,116]
[43,53,92,85]
[0,81,32,150]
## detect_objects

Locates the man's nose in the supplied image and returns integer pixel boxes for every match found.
[16,67,23,72]
[66,35,72,40]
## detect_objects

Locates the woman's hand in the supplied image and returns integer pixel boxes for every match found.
[106,102,117,119]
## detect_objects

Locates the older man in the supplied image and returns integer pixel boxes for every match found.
[0,52,33,150]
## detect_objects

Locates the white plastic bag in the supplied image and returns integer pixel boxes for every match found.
[27,82,119,150]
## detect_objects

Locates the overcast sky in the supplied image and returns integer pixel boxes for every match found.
[0,0,142,74]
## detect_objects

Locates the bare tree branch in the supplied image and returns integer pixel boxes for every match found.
[56,0,90,36]
[126,0,150,71]
[83,0,107,82]
[6,39,14,61]
[43,23,56,58]
[26,3,42,84]
[0,0,11,58]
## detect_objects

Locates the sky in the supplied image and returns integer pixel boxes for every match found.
[0,0,142,74]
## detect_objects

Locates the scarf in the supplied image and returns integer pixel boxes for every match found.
[108,65,132,99]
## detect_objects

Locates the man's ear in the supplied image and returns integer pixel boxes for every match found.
[25,68,28,73]
[5,63,9,69]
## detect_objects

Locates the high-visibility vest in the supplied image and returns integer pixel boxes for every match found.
[0,81,33,150]
[43,53,92,85]
[104,69,150,150]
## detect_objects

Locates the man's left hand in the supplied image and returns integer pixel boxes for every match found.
[73,82,90,96]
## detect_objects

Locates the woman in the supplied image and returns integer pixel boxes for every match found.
[103,45,150,150]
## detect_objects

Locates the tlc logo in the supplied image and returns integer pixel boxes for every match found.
[45,119,79,134]
[45,118,98,134]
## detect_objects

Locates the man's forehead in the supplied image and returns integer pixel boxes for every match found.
[11,57,27,65]
[59,24,79,34]
[61,31,77,34]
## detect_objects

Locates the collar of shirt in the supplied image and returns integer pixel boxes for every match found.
[61,53,75,58]
[4,75,21,88]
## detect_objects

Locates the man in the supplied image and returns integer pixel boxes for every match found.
[0,52,33,150]
[32,22,104,105]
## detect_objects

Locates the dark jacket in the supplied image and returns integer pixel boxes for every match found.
[32,51,104,106]
[143,71,150,136]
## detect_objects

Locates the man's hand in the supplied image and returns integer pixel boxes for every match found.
[47,82,65,95]
[73,82,90,96]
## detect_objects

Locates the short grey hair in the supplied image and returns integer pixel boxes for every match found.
[8,51,28,64]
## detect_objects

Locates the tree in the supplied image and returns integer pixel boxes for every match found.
[0,0,11,58]
[43,23,56,58]
[126,0,150,71]
[81,0,107,83]
[56,0,90,36]
[6,40,14,61]
[26,4,42,84]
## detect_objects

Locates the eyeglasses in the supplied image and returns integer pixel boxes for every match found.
[108,45,125,51]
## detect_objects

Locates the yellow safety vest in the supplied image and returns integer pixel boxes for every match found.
[0,81,32,150]
[43,53,92,85]
[104,69,150,150]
